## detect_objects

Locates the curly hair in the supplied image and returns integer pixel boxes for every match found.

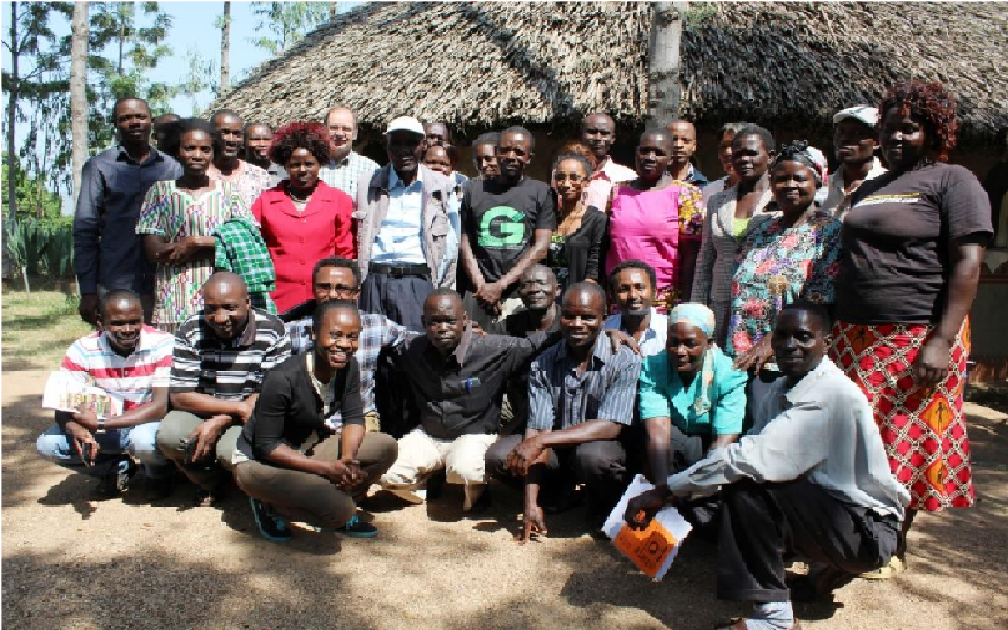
[879,80,958,163]
[269,122,332,166]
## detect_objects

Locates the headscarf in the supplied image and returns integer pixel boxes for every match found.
[773,140,828,187]
[669,303,718,417]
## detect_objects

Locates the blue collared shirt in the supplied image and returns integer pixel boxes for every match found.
[604,309,669,357]
[371,167,426,264]
[73,145,183,294]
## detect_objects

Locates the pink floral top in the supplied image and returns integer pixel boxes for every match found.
[726,210,842,357]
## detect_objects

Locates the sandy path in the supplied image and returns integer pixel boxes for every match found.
[3,369,1006,630]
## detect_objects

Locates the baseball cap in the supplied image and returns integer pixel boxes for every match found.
[385,116,425,136]
[832,106,879,128]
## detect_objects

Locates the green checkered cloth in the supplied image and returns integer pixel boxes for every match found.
[214,217,278,315]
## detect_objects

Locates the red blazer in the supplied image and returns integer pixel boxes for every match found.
[251,181,355,313]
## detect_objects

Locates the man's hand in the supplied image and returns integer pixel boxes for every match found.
[506,437,545,477]
[517,501,547,544]
[732,334,774,373]
[234,399,255,423]
[167,238,199,265]
[475,282,504,312]
[185,415,231,464]
[624,487,672,531]
[79,294,99,327]
[604,329,642,356]
[326,458,366,489]
[66,421,99,465]
[913,335,952,387]
[72,409,100,433]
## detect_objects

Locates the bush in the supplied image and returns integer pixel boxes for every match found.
[4,217,75,280]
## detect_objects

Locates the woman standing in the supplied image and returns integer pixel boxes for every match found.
[549,153,607,288]
[252,122,355,314]
[701,122,748,206]
[830,81,992,575]
[137,118,251,332]
[691,125,776,343]
[605,130,704,312]
[726,141,840,368]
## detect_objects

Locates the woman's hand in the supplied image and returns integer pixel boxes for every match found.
[913,335,952,387]
[732,334,774,372]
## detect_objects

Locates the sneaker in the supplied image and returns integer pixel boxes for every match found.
[95,458,137,499]
[334,513,378,538]
[249,498,292,542]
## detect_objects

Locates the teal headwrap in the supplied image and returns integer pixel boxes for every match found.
[669,303,718,417]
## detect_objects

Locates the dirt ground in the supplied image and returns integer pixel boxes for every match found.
[2,368,1007,630]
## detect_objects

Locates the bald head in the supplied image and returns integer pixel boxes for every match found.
[204,271,247,299]
[202,272,250,340]
[423,289,466,356]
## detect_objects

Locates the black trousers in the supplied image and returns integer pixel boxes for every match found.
[359,271,433,332]
[485,434,631,517]
[718,477,900,602]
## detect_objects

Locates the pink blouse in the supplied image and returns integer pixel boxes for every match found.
[605,185,686,298]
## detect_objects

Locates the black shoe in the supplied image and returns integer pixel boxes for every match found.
[249,498,292,542]
[95,458,137,499]
[426,468,447,500]
[146,475,174,500]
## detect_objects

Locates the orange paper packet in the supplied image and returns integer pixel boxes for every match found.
[613,520,678,578]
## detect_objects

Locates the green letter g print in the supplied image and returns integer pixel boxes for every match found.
[478,206,526,248]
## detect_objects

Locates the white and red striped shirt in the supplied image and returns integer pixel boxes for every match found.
[60,326,174,412]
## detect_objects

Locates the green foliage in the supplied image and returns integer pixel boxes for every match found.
[249,2,331,55]
[1,153,63,221]
[684,2,719,32]
[177,46,218,115]
[3,217,75,278]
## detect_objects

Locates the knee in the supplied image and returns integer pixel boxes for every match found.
[127,423,163,460]
[484,439,514,480]
[573,441,623,481]
[36,428,71,461]
[365,433,399,469]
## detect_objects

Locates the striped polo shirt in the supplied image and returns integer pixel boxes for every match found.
[60,326,175,412]
[170,309,291,400]
[527,333,642,432]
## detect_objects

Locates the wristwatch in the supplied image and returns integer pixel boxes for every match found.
[96,418,106,435]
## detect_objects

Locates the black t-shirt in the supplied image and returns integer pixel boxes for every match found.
[835,163,992,324]
[461,177,557,291]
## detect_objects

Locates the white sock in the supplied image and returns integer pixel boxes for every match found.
[744,601,793,630]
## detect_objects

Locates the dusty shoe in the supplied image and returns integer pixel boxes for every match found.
[95,457,137,499]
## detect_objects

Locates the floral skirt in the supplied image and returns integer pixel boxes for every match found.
[828,318,974,511]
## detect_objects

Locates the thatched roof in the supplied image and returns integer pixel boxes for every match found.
[211,1,1008,144]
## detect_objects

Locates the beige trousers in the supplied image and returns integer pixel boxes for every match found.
[381,427,498,487]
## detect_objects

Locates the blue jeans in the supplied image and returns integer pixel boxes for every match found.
[36,422,170,479]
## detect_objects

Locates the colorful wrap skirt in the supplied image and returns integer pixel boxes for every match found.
[828,318,974,511]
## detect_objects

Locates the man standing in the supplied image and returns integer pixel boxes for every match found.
[208,109,272,210]
[285,257,417,433]
[243,122,274,171]
[823,106,887,217]
[74,97,182,326]
[460,126,556,328]
[380,290,548,511]
[487,283,642,540]
[626,302,909,630]
[605,260,668,356]
[581,113,636,211]
[424,121,453,149]
[355,116,456,330]
[321,106,380,203]
[156,273,290,506]
[667,120,709,188]
[471,132,500,181]
[234,300,398,541]
[36,291,175,498]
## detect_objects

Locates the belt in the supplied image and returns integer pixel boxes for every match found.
[369,262,430,279]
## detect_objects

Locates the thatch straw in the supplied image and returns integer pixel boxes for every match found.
[210,2,1007,144]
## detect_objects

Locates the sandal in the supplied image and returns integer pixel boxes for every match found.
[859,555,906,580]
[715,619,803,630]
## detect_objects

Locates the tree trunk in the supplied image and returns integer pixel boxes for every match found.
[69,1,89,217]
[330,1,338,20]
[3,2,19,280]
[646,2,688,132]
[220,1,230,91]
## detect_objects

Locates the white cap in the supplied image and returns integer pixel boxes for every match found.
[384,116,425,136]
[832,106,879,128]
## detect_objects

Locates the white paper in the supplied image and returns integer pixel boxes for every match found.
[602,473,693,581]
[42,371,124,419]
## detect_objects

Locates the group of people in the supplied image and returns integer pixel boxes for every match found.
[48,77,993,630]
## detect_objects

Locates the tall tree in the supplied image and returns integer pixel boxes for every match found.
[70,1,89,213]
[5,2,20,231]
[249,1,330,55]
[220,1,231,92]
[646,2,689,132]
[177,47,217,115]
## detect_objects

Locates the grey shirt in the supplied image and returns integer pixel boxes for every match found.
[527,333,642,432]
[73,145,183,294]
[665,357,910,520]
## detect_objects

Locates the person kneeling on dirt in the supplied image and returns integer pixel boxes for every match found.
[155,272,290,507]
[625,302,909,630]
[37,290,176,499]
[486,282,643,542]
[233,300,398,541]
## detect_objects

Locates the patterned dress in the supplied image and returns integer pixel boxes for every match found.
[725,210,841,357]
[136,180,252,329]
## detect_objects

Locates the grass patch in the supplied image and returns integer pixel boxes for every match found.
[1,288,92,371]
